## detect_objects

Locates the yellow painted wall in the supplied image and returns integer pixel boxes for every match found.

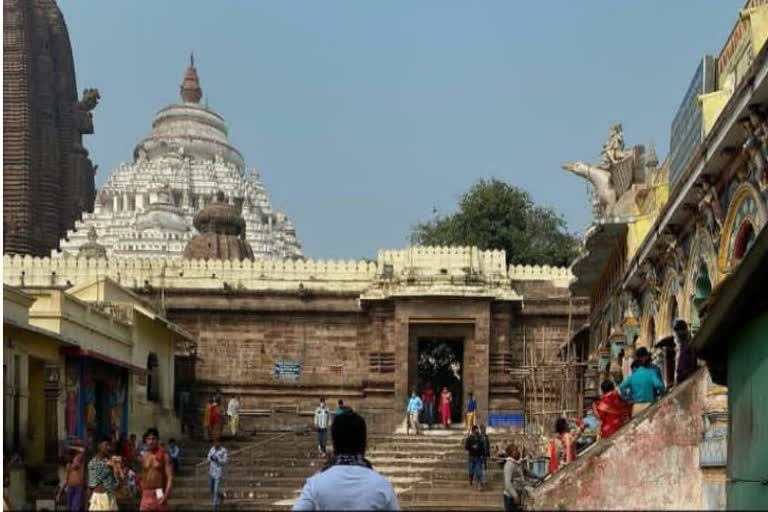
[745,5,768,55]
[4,325,68,468]
[26,359,45,467]
[128,314,180,439]
[5,281,183,445]
[623,164,670,264]
[701,91,731,137]
[702,5,768,137]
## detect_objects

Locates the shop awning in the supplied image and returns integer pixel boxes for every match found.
[60,347,146,374]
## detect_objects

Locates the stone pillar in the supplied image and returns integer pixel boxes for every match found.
[43,364,61,465]
[471,308,491,424]
[112,194,119,213]
[136,193,145,211]
[393,305,409,431]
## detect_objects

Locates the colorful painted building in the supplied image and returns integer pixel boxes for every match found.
[692,215,768,509]
[534,1,768,509]
[2,278,194,506]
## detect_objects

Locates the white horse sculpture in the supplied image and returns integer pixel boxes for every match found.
[561,161,617,213]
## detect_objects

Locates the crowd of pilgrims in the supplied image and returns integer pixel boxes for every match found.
[29,320,695,512]
[550,319,697,476]
[50,428,178,511]
[400,320,698,511]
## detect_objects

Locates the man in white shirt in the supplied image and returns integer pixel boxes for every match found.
[227,396,240,438]
[207,440,228,512]
[314,397,331,455]
[293,411,399,511]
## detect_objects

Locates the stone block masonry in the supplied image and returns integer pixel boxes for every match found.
[3,0,98,257]
[3,248,586,434]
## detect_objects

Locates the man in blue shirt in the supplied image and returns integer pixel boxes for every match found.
[293,411,399,511]
[465,392,478,434]
[620,347,665,417]
[406,389,423,435]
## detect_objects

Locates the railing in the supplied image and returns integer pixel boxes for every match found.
[193,431,293,503]
[700,433,728,467]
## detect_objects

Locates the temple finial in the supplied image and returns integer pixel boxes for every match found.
[180,53,202,103]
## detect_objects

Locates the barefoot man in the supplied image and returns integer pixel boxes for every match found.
[140,428,173,511]
[58,442,86,511]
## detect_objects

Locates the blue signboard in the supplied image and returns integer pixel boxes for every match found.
[669,56,716,185]
[274,360,301,381]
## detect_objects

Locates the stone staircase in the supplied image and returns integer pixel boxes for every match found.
[136,428,514,510]
[169,431,321,511]
[369,430,505,511]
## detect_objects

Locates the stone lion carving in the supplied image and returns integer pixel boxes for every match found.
[80,88,100,111]
[75,88,100,135]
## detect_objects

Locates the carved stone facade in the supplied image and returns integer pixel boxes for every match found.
[3,0,98,256]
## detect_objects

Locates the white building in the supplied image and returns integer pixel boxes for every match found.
[56,56,302,260]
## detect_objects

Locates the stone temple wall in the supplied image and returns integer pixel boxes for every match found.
[3,249,587,433]
[2,250,573,292]
[165,295,584,433]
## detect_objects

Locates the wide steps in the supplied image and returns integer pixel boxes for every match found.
[168,429,514,510]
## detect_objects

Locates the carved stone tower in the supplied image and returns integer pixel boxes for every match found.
[183,191,255,261]
[3,0,99,256]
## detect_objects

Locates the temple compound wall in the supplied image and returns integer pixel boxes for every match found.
[530,369,724,510]
[4,247,587,433]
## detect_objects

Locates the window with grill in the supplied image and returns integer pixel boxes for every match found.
[368,352,395,373]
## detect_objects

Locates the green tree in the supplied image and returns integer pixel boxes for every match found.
[410,178,579,267]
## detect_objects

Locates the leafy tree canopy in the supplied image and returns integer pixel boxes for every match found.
[410,178,579,267]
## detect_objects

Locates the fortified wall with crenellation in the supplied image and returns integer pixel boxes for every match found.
[4,246,587,433]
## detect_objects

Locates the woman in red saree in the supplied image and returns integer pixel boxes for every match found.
[439,387,453,428]
[208,400,221,441]
[593,379,631,439]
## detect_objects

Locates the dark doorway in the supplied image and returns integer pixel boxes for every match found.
[94,380,108,441]
[417,337,464,423]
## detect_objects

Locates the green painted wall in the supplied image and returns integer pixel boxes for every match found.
[727,311,768,510]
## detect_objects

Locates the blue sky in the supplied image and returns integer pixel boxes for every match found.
[61,1,742,259]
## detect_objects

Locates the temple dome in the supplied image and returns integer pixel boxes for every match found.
[56,56,303,261]
[183,191,254,261]
[132,55,244,169]
[134,183,189,233]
